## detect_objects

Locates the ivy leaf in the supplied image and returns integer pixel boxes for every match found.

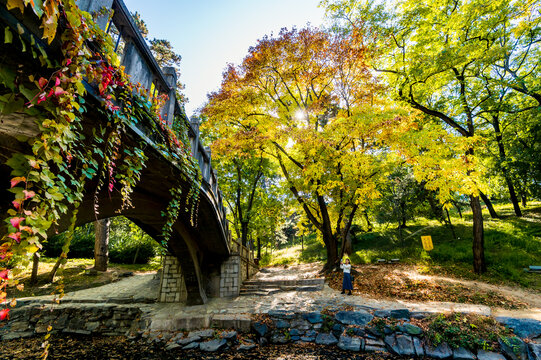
[6,0,25,13]
[30,0,44,17]
[1,98,24,114]
[10,176,26,188]
[4,27,13,44]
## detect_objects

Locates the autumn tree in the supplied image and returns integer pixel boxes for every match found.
[323,0,541,273]
[203,27,402,270]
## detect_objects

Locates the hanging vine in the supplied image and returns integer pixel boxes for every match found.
[0,0,201,324]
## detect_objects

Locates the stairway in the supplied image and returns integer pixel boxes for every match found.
[239,278,325,296]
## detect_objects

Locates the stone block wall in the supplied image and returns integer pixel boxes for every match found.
[158,249,258,302]
[219,255,240,297]
[159,254,187,303]
[1,303,149,340]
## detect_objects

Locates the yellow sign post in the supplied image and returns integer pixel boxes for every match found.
[421,235,433,251]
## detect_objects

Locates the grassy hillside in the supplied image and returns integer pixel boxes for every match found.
[260,202,541,289]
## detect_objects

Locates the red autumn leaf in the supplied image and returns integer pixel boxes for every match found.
[9,217,24,230]
[0,270,8,280]
[0,308,10,321]
[66,58,72,66]
[54,87,65,96]
[10,176,26,188]
[37,92,47,104]
[11,200,21,210]
[23,190,35,200]
[55,77,60,86]
[19,226,33,234]
[8,232,21,243]
[38,77,48,89]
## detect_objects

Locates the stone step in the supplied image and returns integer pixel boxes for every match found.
[241,284,323,291]
[239,285,323,296]
[242,278,325,287]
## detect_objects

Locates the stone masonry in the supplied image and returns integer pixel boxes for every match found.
[159,254,187,303]
[159,243,258,301]
[220,255,241,297]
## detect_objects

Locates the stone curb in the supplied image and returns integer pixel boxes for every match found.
[2,302,540,358]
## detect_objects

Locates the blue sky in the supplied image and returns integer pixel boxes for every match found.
[124,0,326,116]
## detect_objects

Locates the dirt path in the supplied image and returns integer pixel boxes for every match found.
[400,268,541,309]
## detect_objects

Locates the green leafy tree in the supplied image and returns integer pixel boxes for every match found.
[323,0,541,273]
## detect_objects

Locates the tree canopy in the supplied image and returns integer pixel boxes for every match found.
[203,27,411,269]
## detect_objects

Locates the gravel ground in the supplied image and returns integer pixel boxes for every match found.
[2,335,404,360]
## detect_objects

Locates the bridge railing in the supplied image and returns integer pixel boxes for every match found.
[77,0,231,247]
[230,239,259,280]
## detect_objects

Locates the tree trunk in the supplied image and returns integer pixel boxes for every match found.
[339,232,353,259]
[93,218,111,272]
[398,220,404,247]
[30,252,40,284]
[322,230,338,272]
[48,255,65,283]
[470,195,487,274]
[400,201,407,228]
[479,191,499,219]
[301,235,304,252]
[504,177,522,217]
[257,237,261,259]
[240,221,249,247]
[492,117,522,217]
[362,210,373,231]
[452,200,463,219]
[521,193,527,208]
[445,207,457,240]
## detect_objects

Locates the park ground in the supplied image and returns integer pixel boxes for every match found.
[2,202,539,359]
[7,203,541,311]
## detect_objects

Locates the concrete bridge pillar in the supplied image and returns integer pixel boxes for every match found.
[158,242,259,303]
[76,0,113,30]
[161,67,177,127]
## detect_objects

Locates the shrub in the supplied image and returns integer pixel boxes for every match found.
[41,217,159,264]
[43,223,95,259]
[109,240,155,264]
[425,313,512,352]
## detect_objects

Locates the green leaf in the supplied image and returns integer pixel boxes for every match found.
[4,27,13,44]
[19,85,38,102]
[2,97,24,114]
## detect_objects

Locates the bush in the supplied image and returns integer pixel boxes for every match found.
[43,223,95,259]
[41,217,159,264]
[109,240,155,264]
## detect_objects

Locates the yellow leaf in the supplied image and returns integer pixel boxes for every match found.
[6,0,25,13]
[40,17,58,44]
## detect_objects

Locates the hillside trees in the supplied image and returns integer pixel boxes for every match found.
[203,27,405,269]
[323,0,541,273]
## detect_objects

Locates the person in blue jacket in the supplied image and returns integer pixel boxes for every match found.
[340,258,353,295]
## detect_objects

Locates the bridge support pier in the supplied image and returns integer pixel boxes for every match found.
[158,248,258,303]
[218,255,241,297]
[158,254,187,303]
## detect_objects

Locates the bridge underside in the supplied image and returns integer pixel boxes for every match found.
[0,0,248,305]
[0,106,229,305]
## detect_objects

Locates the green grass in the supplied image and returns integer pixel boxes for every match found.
[261,202,541,289]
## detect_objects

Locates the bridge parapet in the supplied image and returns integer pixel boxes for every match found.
[1,0,233,305]
[79,0,231,244]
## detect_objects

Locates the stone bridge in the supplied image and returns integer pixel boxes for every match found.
[0,0,257,305]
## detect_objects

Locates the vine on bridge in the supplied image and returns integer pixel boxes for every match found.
[0,0,200,334]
